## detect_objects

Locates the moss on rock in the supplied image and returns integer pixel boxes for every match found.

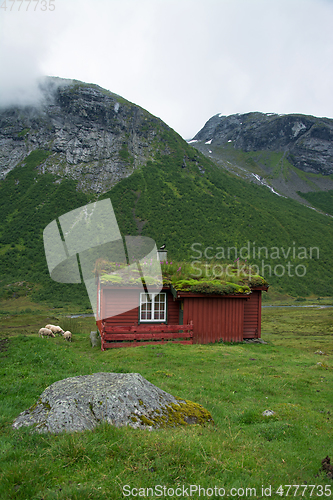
[130,398,213,429]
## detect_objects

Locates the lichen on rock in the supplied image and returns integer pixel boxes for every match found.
[12,372,213,433]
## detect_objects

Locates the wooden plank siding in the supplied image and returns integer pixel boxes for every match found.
[97,287,187,349]
[102,289,140,324]
[101,322,193,349]
[98,288,179,326]
[167,294,181,325]
[96,283,267,349]
[183,296,246,344]
[243,290,261,338]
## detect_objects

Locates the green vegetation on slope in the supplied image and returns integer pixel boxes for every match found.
[198,143,333,200]
[297,189,333,216]
[0,150,94,308]
[206,144,296,180]
[1,131,333,308]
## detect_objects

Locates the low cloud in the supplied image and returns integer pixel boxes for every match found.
[0,5,70,108]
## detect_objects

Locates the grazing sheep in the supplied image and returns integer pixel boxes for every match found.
[39,328,55,338]
[45,324,64,335]
[63,330,72,342]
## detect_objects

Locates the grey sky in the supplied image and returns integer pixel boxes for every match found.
[1,0,333,139]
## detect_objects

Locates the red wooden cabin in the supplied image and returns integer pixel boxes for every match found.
[96,281,268,350]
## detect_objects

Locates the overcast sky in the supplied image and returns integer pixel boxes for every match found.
[1,0,333,139]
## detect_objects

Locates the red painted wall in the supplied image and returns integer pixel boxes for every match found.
[167,294,180,325]
[183,296,245,343]
[102,288,140,325]
[243,290,261,338]
[99,287,179,326]
[97,284,264,344]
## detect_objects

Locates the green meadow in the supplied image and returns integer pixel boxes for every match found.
[0,299,332,499]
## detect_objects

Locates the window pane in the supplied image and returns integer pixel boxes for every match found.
[154,293,165,320]
[141,294,152,320]
[141,293,166,321]
[142,303,152,320]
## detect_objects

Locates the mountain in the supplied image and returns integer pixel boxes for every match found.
[0,77,171,193]
[189,112,333,211]
[1,79,333,307]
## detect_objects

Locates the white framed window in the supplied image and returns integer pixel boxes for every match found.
[140,293,166,322]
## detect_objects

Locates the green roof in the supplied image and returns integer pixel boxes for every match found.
[96,259,268,296]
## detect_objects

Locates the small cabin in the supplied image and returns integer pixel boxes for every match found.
[96,280,268,350]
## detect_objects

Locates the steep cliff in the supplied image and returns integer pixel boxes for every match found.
[192,112,333,175]
[190,112,333,203]
[0,77,172,193]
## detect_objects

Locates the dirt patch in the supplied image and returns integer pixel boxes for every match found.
[3,325,32,328]
[321,456,333,479]
[0,337,9,352]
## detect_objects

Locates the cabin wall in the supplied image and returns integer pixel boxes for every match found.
[102,289,140,325]
[167,295,180,324]
[183,297,245,343]
[243,290,261,338]
[99,288,179,326]
[97,285,263,344]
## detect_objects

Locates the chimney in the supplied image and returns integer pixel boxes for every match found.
[157,249,167,263]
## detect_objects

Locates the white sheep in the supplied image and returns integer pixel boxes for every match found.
[45,324,64,335]
[39,327,55,338]
[63,330,72,342]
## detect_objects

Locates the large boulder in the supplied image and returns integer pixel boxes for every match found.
[12,373,213,433]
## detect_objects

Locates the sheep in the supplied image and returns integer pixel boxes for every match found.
[45,324,64,335]
[39,327,55,338]
[63,330,72,342]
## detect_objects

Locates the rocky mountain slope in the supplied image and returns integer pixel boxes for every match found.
[189,112,333,206]
[1,79,333,303]
[0,77,171,193]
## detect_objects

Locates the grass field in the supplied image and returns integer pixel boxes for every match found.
[0,300,332,499]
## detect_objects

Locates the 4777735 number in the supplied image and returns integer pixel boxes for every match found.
[275,484,331,497]
[0,0,55,11]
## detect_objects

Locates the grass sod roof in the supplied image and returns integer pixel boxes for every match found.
[95,259,268,296]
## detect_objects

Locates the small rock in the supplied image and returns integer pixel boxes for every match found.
[316,362,328,368]
[90,331,100,348]
[262,410,275,416]
[243,338,268,344]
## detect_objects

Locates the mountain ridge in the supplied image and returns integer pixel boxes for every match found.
[0,77,175,193]
[189,111,333,207]
[192,111,333,174]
